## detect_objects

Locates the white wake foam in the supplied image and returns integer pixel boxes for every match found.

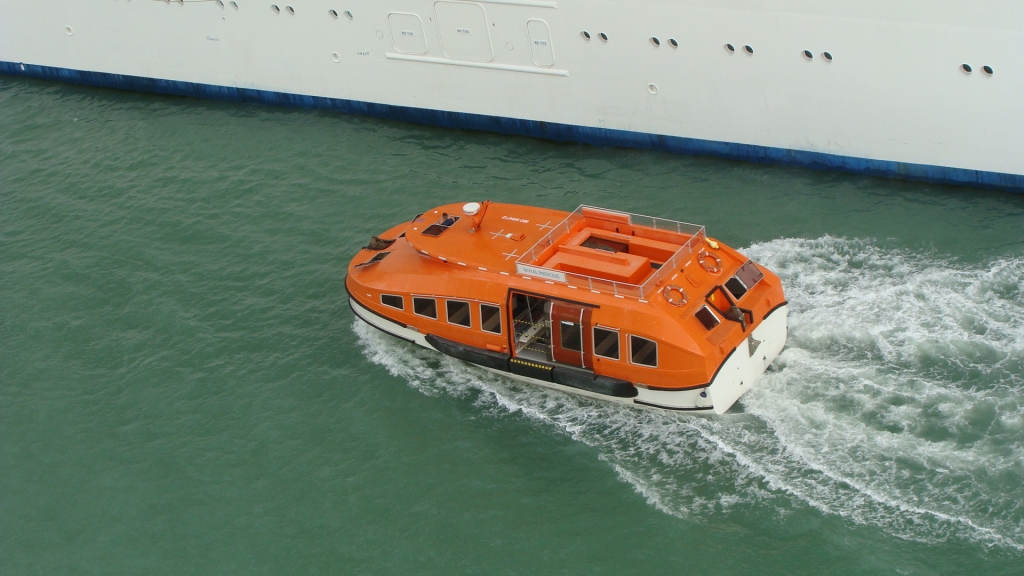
[354,236,1024,551]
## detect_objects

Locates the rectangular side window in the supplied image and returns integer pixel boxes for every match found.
[695,306,720,330]
[413,297,437,319]
[480,304,502,334]
[446,300,471,327]
[630,335,657,367]
[381,294,404,310]
[593,327,620,360]
[724,277,748,300]
[560,321,582,352]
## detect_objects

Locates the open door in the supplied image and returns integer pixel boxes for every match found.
[551,301,593,369]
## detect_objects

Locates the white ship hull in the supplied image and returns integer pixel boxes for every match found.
[2,0,1021,189]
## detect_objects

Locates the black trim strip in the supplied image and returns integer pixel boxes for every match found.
[348,299,415,344]
[344,276,408,328]
[764,300,789,321]
[633,400,714,411]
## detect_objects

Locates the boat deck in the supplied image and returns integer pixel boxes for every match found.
[405,202,705,299]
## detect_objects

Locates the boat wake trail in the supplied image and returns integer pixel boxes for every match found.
[354,236,1024,551]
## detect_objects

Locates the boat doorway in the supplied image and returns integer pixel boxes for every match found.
[510,292,593,369]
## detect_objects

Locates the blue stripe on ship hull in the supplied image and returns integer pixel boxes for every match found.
[3,60,1021,192]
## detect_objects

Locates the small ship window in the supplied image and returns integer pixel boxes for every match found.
[344,10,353,20]
[650,37,661,47]
[823,51,833,62]
[725,277,748,300]
[271,4,281,13]
[803,50,813,60]
[447,300,471,327]
[593,327,620,360]
[725,43,735,53]
[356,251,390,267]
[695,306,720,331]
[230,1,238,8]
[581,31,591,41]
[581,236,628,253]
[480,304,502,334]
[381,294,404,310]
[413,297,437,319]
[744,45,754,54]
[961,63,972,74]
[630,336,658,367]
[421,215,459,237]
[560,321,582,352]
[599,32,608,42]
[669,38,678,48]
[329,9,338,18]
[983,65,993,75]
[286,5,295,14]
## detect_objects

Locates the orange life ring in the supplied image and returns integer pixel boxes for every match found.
[662,285,688,306]
[698,250,722,274]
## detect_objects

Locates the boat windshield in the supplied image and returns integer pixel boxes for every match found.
[422,215,460,237]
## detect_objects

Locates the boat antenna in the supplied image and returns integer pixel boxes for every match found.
[468,201,492,232]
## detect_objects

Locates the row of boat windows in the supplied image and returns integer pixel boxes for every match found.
[383,294,659,368]
[382,295,503,334]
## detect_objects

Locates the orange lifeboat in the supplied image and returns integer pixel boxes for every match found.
[346,202,788,414]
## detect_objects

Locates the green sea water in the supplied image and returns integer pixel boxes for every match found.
[2,76,1024,575]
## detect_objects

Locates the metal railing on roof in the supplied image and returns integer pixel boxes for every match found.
[515,205,706,299]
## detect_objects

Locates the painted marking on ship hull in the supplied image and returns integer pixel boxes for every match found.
[2,61,1021,192]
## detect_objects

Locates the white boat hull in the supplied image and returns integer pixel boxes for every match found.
[349,295,788,413]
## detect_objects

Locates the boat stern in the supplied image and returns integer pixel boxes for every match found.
[707,303,788,414]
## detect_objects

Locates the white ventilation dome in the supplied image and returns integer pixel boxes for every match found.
[462,202,481,216]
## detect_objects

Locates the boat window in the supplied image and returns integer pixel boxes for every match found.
[630,335,657,367]
[725,277,747,300]
[446,300,471,327]
[421,215,460,237]
[381,294,404,310]
[355,251,390,267]
[480,304,502,334]
[735,261,763,292]
[581,236,628,253]
[560,321,582,352]
[593,327,620,360]
[695,306,720,330]
[413,297,437,319]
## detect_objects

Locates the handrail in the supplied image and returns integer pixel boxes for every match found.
[515,205,706,299]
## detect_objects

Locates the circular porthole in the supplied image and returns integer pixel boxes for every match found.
[506,42,513,51]
[216,0,224,7]
[329,9,338,18]
[983,65,993,75]
[744,44,753,54]
[823,51,833,62]
[802,49,813,60]
[286,5,294,14]
[343,10,353,20]
[725,43,735,53]
[647,83,658,95]
[375,30,384,38]
[230,1,238,8]
[271,4,280,13]
[650,37,661,47]
[581,30,591,41]
[331,52,341,62]
[65,26,73,35]
[961,63,972,74]
[669,38,678,48]
[599,32,608,42]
